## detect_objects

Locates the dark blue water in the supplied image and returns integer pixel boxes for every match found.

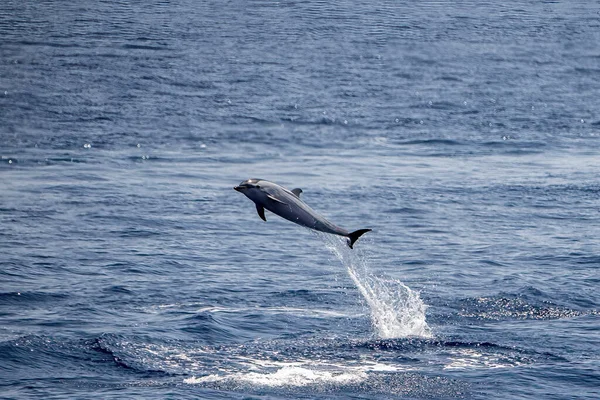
[2,1,599,398]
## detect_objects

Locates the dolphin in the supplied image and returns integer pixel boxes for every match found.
[234,179,371,248]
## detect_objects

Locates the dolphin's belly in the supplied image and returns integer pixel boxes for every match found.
[267,200,348,237]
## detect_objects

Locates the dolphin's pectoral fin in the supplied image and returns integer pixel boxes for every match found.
[256,204,267,221]
[291,188,303,197]
[266,194,287,205]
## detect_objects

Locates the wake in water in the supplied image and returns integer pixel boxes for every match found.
[318,233,432,339]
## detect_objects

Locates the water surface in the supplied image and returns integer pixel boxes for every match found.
[1,1,599,399]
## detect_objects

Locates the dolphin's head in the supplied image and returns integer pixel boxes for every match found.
[234,178,263,194]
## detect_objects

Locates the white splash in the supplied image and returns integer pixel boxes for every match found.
[321,234,432,339]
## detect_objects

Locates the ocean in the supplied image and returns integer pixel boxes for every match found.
[1,1,599,398]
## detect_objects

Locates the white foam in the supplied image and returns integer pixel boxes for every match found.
[185,365,366,387]
[443,348,524,370]
[183,359,410,387]
[145,303,362,318]
[240,357,411,373]
[193,305,360,318]
[260,306,362,318]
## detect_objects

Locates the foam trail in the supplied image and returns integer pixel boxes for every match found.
[320,234,432,339]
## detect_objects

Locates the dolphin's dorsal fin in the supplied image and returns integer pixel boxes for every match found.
[267,194,287,205]
[256,204,266,221]
[291,188,302,197]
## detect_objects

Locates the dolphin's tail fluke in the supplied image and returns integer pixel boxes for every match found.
[347,229,372,249]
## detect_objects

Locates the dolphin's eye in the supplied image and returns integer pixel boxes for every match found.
[255,185,260,189]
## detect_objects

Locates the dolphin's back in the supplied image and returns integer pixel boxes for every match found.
[260,182,349,237]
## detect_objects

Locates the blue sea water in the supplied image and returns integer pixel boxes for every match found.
[1,1,600,398]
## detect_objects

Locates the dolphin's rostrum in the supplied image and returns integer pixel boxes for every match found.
[234,179,371,248]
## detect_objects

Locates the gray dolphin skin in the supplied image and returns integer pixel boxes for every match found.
[234,179,371,249]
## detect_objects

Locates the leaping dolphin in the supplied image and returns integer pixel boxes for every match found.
[234,179,371,248]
